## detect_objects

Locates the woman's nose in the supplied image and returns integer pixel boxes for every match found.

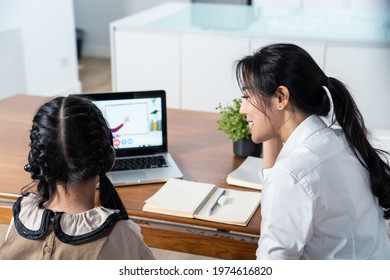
[239,102,245,115]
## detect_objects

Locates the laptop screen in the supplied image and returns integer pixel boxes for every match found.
[77,91,168,157]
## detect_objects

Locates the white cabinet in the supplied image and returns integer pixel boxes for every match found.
[110,2,390,128]
[181,34,249,111]
[112,29,249,110]
[112,30,181,108]
[250,39,326,69]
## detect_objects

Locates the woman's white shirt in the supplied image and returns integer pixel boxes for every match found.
[258,115,390,260]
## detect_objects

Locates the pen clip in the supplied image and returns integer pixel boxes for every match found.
[208,189,226,216]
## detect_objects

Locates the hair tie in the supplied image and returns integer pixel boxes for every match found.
[322,85,331,96]
[322,76,330,87]
[322,76,332,107]
[322,84,334,125]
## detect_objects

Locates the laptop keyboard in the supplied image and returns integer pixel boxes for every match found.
[112,155,169,171]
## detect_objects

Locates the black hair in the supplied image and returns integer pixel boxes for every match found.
[236,43,390,219]
[25,95,127,214]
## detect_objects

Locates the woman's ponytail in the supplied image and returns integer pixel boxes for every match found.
[326,78,367,164]
[327,77,390,219]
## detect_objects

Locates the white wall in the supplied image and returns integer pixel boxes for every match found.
[73,0,190,58]
[0,0,80,100]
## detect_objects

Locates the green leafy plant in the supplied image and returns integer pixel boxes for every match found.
[216,98,251,142]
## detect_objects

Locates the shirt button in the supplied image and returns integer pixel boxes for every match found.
[43,246,51,254]
[48,225,54,231]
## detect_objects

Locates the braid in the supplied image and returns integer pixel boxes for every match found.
[88,104,127,213]
[28,97,66,205]
[88,107,112,175]
[99,174,127,214]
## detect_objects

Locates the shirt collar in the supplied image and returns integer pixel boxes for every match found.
[13,192,128,244]
[277,115,327,162]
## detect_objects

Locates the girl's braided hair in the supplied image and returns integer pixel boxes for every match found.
[26,95,126,213]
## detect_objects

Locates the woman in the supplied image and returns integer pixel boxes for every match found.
[0,96,154,259]
[237,43,390,259]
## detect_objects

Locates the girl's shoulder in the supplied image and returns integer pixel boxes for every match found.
[99,219,155,260]
[111,219,142,237]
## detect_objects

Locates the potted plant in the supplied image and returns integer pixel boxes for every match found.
[216,98,262,157]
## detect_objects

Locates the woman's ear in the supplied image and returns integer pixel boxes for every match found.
[274,86,290,110]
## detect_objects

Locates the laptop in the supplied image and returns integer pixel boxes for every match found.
[78,90,183,186]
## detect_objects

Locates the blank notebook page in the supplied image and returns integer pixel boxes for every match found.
[144,178,215,216]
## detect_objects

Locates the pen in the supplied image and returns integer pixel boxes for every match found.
[208,189,226,216]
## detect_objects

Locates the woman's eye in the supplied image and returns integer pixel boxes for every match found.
[241,95,249,99]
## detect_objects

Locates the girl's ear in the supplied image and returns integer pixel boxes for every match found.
[274,86,290,110]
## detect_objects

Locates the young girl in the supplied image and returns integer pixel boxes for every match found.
[237,43,390,259]
[0,96,154,259]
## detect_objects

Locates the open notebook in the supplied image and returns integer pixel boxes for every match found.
[143,178,261,226]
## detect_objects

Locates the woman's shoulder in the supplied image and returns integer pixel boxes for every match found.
[275,127,347,177]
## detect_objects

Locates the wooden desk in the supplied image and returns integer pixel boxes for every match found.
[0,94,260,259]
